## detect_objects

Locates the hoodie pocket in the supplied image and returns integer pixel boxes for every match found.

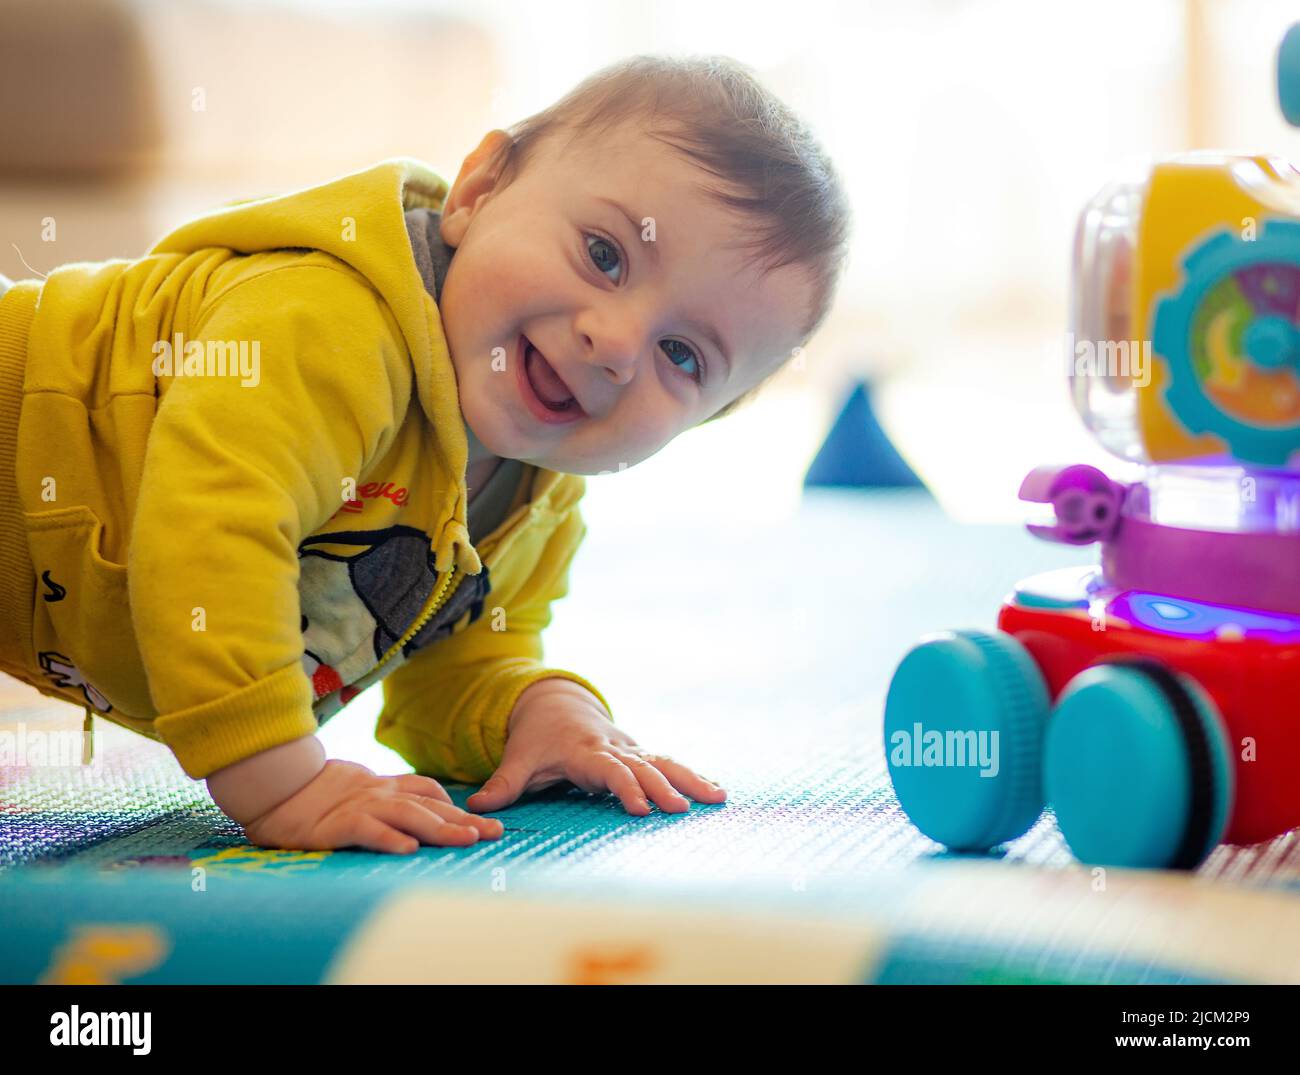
[24,504,154,719]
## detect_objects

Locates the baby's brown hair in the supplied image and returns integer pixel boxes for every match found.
[484,54,852,423]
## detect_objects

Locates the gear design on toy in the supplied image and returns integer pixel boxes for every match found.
[1152,219,1300,466]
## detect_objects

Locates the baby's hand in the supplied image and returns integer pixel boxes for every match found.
[466,679,728,816]
[242,759,504,854]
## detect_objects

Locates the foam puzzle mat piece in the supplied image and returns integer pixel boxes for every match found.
[4,855,1300,984]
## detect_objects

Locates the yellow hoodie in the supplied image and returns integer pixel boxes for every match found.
[0,158,612,781]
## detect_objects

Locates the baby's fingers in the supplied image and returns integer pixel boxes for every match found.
[390,773,453,805]
[416,797,504,839]
[346,813,422,855]
[616,752,692,814]
[628,753,727,805]
[466,760,535,813]
[579,754,652,817]
[372,799,484,848]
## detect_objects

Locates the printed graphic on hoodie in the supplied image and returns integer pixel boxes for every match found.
[297,525,491,724]
[38,650,112,712]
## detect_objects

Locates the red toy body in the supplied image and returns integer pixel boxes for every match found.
[998,594,1300,846]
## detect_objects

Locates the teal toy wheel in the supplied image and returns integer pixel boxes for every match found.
[884,630,1051,851]
[1044,658,1234,870]
[1280,23,1300,125]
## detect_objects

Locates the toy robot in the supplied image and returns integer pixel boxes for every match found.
[884,25,1300,870]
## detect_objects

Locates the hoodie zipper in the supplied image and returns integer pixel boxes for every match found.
[370,561,458,676]
[332,470,545,691]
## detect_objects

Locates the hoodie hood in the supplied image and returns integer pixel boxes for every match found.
[146,157,479,572]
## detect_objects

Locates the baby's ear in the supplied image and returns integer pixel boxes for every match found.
[441,130,512,244]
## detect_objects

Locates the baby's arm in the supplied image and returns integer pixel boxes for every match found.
[205,734,327,825]
[132,265,400,781]
[121,263,503,852]
[206,734,502,853]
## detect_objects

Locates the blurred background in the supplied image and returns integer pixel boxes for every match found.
[3,0,1300,526]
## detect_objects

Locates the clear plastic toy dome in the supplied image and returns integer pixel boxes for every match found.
[1130,461,1300,534]
[1067,176,1149,462]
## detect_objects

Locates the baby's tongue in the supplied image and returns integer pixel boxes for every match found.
[527,345,573,405]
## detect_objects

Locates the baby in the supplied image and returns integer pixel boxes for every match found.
[0,54,850,854]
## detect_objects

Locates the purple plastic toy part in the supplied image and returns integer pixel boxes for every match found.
[1019,464,1127,545]
[1102,519,1300,615]
[1022,462,1300,614]
[1109,590,1300,643]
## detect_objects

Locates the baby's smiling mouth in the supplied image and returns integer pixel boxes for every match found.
[522,335,584,414]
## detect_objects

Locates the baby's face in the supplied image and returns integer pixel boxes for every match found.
[437,122,813,475]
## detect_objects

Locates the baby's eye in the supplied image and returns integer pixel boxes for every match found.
[660,339,702,383]
[586,234,623,283]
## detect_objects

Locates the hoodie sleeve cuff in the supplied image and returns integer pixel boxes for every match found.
[152,660,318,779]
